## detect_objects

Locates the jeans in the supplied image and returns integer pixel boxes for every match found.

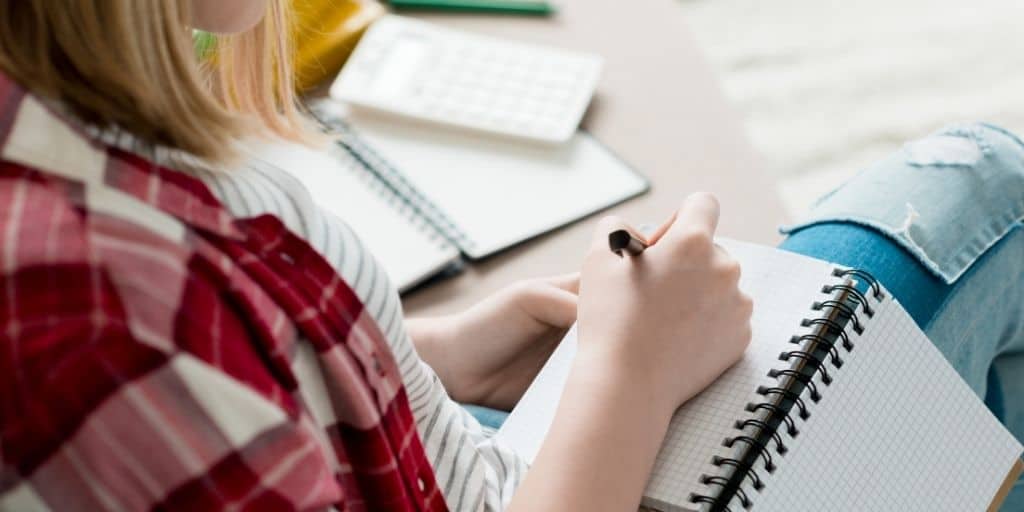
[780,122,1024,510]
[469,122,1024,509]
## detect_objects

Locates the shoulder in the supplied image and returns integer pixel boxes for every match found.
[0,163,92,271]
[0,156,204,346]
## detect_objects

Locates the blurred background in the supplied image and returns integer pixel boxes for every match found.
[284,0,1024,309]
[679,0,1024,217]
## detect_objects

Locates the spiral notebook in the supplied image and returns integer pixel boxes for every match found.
[252,101,646,291]
[310,100,649,260]
[498,239,1023,511]
[254,140,461,292]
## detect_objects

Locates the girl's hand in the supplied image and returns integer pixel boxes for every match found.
[408,274,579,411]
[576,192,753,416]
[508,193,754,512]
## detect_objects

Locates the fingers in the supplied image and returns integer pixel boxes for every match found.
[661,192,721,246]
[544,272,580,295]
[645,210,677,246]
[590,215,643,253]
[522,285,579,329]
[589,192,720,258]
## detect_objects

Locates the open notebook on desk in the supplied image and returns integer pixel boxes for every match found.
[498,239,1023,511]
[254,100,647,291]
[321,110,647,260]
[311,100,649,259]
[254,141,460,292]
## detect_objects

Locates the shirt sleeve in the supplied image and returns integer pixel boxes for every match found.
[178,156,535,511]
[314,209,532,511]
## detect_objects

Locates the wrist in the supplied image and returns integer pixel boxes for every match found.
[511,339,675,512]
[407,317,445,358]
[571,340,678,426]
[408,316,457,380]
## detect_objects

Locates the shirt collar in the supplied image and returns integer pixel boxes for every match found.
[0,72,244,240]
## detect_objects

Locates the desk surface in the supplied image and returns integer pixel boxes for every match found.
[402,0,786,316]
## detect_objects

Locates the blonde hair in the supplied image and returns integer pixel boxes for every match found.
[0,0,310,163]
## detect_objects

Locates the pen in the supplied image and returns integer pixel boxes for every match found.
[608,229,648,257]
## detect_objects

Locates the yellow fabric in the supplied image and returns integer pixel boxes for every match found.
[291,0,385,91]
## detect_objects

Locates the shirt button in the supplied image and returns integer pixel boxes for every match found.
[418,476,427,492]
[280,252,295,264]
[372,354,386,376]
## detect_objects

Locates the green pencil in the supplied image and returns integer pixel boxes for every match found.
[388,0,556,16]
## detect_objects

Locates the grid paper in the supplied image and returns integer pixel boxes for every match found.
[748,294,1023,511]
[498,239,838,509]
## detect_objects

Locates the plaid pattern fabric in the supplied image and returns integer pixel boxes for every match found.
[0,74,447,511]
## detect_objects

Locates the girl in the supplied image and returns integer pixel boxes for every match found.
[0,1,1020,511]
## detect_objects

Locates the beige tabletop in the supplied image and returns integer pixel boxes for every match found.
[402,0,786,316]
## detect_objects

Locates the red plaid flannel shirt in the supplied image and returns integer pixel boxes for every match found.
[0,74,447,511]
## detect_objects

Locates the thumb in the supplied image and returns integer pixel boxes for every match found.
[544,272,580,295]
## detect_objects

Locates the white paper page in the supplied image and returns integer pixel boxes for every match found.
[498,239,837,509]
[749,296,1023,512]
[343,112,649,258]
[254,141,459,292]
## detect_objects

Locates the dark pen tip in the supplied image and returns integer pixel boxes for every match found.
[608,230,632,255]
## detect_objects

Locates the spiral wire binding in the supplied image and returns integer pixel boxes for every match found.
[834,268,885,300]
[325,142,456,250]
[813,300,865,330]
[792,327,845,368]
[308,102,476,253]
[755,387,810,421]
[777,351,832,385]
[688,268,884,511]
[712,456,765,491]
[822,283,875,317]
[735,420,787,455]
[767,369,821,402]
[743,403,799,437]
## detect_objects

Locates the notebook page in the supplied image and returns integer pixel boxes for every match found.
[342,112,649,259]
[498,239,836,509]
[254,141,459,292]
[749,295,1023,511]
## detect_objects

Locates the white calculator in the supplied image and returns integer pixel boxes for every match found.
[330,15,603,144]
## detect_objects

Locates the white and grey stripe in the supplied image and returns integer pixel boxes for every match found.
[125,137,529,511]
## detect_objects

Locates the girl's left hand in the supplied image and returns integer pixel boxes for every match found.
[408,273,579,411]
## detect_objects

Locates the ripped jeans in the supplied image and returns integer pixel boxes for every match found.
[780,122,1024,510]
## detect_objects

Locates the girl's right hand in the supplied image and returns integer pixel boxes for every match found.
[576,192,753,417]
[508,192,753,512]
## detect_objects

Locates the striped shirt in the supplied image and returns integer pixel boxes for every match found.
[104,122,531,509]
